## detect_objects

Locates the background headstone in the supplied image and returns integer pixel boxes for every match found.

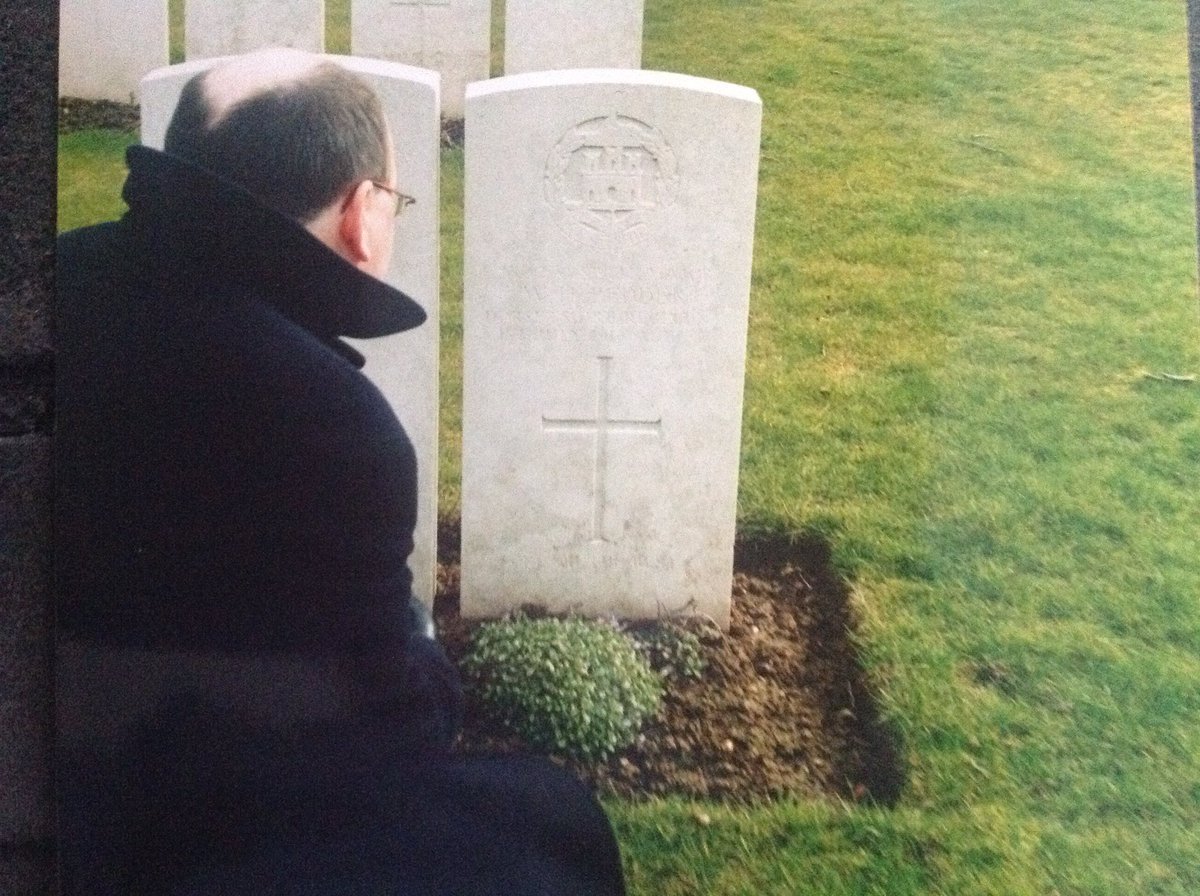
[504,0,645,76]
[350,0,489,118]
[59,0,168,102]
[461,70,762,627]
[185,0,325,60]
[139,56,442,606]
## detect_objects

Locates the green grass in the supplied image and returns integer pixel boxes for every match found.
[58,0,1200,892]
[57,129,139,232]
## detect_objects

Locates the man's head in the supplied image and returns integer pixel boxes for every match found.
[164,48,402,277]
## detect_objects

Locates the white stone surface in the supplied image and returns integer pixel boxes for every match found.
[58,0,168,103]
[350,0,489,118]
[139,56,442,606]
[139,58,218,152]
[185,0,325,60]
[504,0,644,75]
[461,70,761,626]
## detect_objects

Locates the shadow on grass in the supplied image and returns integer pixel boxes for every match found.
[734,530,906,806]
[437,518,906,807]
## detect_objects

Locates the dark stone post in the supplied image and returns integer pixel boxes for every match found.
[0,2,60,892]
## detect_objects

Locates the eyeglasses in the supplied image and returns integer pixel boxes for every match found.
[370,181,416,218]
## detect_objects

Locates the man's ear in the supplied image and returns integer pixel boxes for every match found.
[333,180,374,265]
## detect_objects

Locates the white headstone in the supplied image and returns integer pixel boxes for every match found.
[139,56,442,607]
[503,0,644,76]
[185,0,325,60]
[461,70,761,627]
[350,0,489,118]
[59,0,168,103]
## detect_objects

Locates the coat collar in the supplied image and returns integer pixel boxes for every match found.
[120,146,427,352]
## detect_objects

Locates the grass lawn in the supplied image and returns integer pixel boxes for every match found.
[58,0,1200,892]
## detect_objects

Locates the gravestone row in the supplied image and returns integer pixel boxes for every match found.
[59,0,645,117]
[105,53,763,626]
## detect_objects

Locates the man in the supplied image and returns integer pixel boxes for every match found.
[56,49,625,894]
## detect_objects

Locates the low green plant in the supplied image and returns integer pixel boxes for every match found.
[630,622,707,683]
[462,615,663,761]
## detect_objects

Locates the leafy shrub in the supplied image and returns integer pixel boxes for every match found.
[462,615,663,761]
[630,622,707,682]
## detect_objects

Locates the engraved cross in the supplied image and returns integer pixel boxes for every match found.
[542,356,662,543]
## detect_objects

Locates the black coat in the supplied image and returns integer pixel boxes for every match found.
[56,145,429,655]
[55,148,625,895]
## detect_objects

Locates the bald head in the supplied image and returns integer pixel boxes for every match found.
[200,48,325,130]
[164,48,391,223]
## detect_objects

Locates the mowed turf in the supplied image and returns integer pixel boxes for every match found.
[58,1,1200,892]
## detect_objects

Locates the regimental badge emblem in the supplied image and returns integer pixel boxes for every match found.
[544,114,679,244]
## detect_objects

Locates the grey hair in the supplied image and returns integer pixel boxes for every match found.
[164,60,390,223]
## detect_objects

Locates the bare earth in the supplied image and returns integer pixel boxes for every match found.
[435,527,904,806]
